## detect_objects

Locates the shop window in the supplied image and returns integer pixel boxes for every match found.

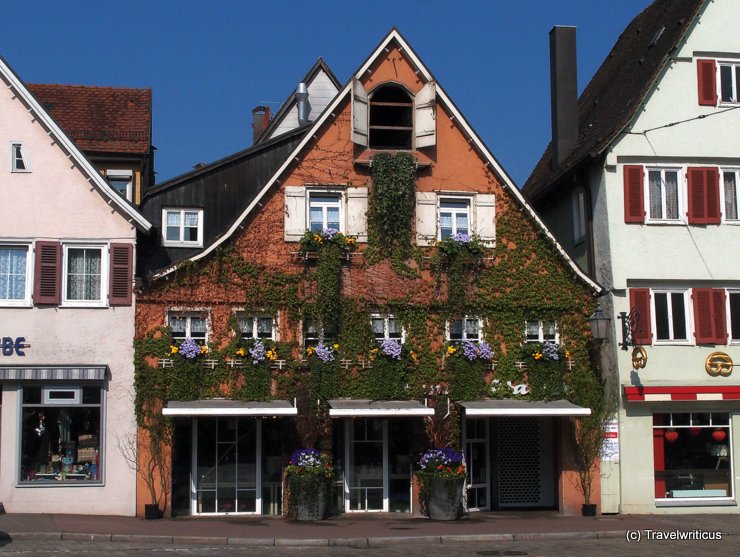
[370,314,404,342]
[162,208,203,247]
[0,244,31,306]
[447,316,482,342]
[653,412,732,500]
[168,312,208,344]
[237,313,276,341]
[525,320,558,343]
[303,318,337,346]
[20,385,103,484]
[10,143,29,172]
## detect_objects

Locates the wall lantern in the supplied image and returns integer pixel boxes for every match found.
[588,305,610,342]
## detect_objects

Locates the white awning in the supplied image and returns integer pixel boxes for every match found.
[0,366,108,381]
[460,399,591,417]
[162,399,297,416]
[328,399,434,417]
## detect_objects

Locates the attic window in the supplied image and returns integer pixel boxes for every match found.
[369,84,413,149]
[11,143,29,172]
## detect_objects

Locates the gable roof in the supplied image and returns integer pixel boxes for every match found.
[257,58,341,144]
[523,0,705,202]
[27,83,152,155]
[0,57,151,231]
[151,28,600,293]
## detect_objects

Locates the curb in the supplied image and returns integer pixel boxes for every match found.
[4,530,629,547]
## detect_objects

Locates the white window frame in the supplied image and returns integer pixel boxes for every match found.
[236,312,277,341]
[438,195,472,240]
[106,169,134,203]
[370,313,405,343]
[651,289,692,345]
[645,167,683,223]
[0,243,32,307]
[718,60,740,105]
[446,316,483,342]
[572,188,587,243]
[168,311,209,344]
[720,168,740,223]
[10,142,30,173]
[728,289,740,345]
[307,191,344,233]
[525,320,559,344]
[162,208,204,248]
[303,317,338,346]
[61,244,107,308]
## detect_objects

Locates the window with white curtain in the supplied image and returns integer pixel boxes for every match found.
[0,245,30,305]
[446,316,482,342]
[237,313,276,341]
[63,245,105,306]
[162,208,203,247]
[371,314,404,342]
[647,168,681,221]
[722,169,739,221]
[168,312,208,344]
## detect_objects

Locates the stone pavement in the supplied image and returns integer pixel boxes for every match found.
[0,511,737,548]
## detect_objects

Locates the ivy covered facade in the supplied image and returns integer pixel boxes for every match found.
[134,30,603,518]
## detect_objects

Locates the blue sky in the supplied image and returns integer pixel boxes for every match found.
[2,1,650,186]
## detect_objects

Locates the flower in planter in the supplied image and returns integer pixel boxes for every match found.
[235,347,246,357]
[380,339,403,360]
[417,448,467,480]
[445,341,495,362]
[436,233,485,259]
[179,338,201,360]
[170,345,179,355]
[249,340,266,365]
[299,229,357,255]
[313,342,335,363]
[285,448,335,520]
[524,342,566,363]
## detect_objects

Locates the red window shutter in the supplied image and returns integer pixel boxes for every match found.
[33,241,61,305]
[687,167,721,224]
[623,165,645,223]
[693,288,726,344]
[109,243,133,306]
[629,288,652,345]
[697,59,717,106]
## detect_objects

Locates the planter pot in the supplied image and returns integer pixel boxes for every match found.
[290,480,328,521]
[427,477,464,520]
[144,504,163,520]
[581,503,597,517]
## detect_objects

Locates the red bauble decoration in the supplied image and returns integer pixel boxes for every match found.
[712,429,727,442]
[665,430,679,443]
[689,427,702,437]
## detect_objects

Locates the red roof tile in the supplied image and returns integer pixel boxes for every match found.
[27,83,152,155]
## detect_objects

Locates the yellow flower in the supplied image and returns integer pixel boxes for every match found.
[446,346,457,355]
[313,234,321,242]
[235,347,246,357]
[266,348,277,361]
[345,237,356,245]
[410,350,418,363]
[565,351,571,359]
[201,345,208,354]
[170,345,179,354]
[533,353,542,360]
[333,343,340,350]
[306,346,315,356]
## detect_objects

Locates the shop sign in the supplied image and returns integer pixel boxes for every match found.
[601,418,619,462]
[2,337,27,356]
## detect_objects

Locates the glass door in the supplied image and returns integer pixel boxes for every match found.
[346,418,386,511]
[192,417,259,515]
[464,418,490,510]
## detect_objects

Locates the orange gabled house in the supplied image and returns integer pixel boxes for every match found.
[135,29,602,519]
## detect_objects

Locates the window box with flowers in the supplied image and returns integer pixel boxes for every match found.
[285,448,335,520]
[520,341,570,400]
[444,339,495,401]
[416,448,467,520]
[298,228,357,261]
[357,338,413,400]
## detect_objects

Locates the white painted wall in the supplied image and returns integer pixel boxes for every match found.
[0,70,138,515]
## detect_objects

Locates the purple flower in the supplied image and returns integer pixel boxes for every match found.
[542,342,561,361]
[290,448,321,467]
[462,341,479,361]
[249,340,266,365]
[380,339,402,360]
[418,448,465,470]
[179,338,201,359]
[322,228,339,239]
[478,341,494,360]
[451,233,471,243]
[314,342,335,363]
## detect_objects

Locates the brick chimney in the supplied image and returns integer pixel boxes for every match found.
[251,105,271,144]
[549,26,578,170]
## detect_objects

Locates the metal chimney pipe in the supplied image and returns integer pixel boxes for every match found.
[549,26,578,170]
[296,82,309,126]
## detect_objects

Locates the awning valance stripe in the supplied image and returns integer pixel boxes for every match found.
[162,399,298,416]
[624,385,740,402]
[0,366,108,381]
[460,399,591,417]
[328,399,434,417]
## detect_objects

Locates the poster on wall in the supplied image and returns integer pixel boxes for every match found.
[601,418,619,462]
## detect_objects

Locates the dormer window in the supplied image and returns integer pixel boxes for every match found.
[369,85,413,149]
[351,78,436,149]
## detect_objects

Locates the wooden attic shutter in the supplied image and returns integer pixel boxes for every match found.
[693,288,726,344]
[687,167,721,224]
[623,165,645,223]
[351,78,369,147]
[109,243,133,306]
[414,81,436,148]
[475,194,496,247]
[629,288,652,345]
[33,241,61,305]
[697,59,717,106]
